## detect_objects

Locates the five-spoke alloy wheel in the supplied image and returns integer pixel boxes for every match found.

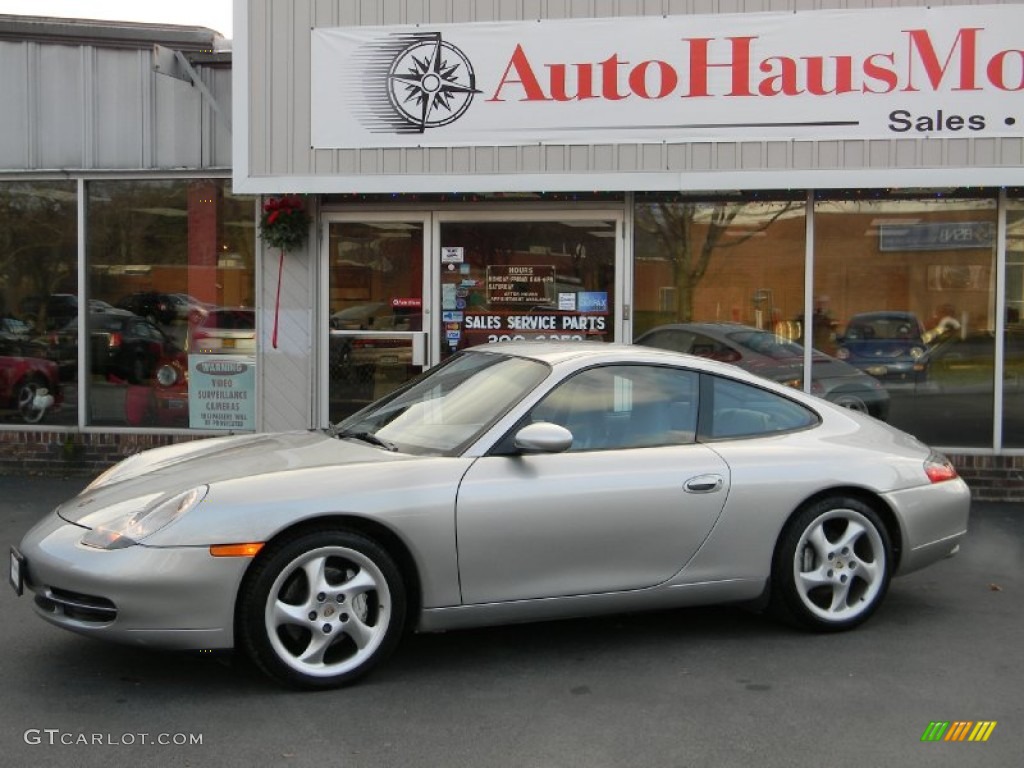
[238,529,406,689]
[771,497,892,631]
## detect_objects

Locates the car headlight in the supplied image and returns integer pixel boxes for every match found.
[156,363,179,387]
[81,486,208,550]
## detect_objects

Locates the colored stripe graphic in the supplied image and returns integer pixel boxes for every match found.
[945,721,972,741]
[969,722,997,742]
[921,721,996,742]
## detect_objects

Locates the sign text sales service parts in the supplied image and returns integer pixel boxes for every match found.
[311,5,1023,148]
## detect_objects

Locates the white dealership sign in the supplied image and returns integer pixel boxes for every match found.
[311,5,1024,148]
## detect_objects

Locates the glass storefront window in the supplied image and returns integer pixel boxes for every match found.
[0,181,77,426]
[1005,192,1024,448]
[633,193,817,399]
[813,192,997,447]
[86,179,256,429]
[438,217,618,357]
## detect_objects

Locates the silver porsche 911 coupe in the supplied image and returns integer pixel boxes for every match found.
[10,342,971,689]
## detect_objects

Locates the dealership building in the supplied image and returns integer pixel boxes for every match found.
[1,0,1023,500]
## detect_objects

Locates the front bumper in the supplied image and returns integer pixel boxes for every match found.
[15,511,251,650]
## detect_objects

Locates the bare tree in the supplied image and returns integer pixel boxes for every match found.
[634,200,794,322]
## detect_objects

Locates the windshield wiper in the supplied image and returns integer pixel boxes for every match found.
[334,429,397,452]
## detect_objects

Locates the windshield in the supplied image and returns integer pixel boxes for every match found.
[333,351,550,455]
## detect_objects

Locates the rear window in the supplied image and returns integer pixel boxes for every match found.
[92,317,127,332]
[203,310,254,330]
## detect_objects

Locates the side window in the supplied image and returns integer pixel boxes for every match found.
[529,365,699,451]
[707,376,818,439]
[640,329,695,354]
[690,334,740,363]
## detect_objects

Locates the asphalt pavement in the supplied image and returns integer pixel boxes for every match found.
[0,471,1021,768]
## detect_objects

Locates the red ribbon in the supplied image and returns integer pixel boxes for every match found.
[272,249,284,349]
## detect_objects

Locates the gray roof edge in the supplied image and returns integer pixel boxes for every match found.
[0,14,227,52]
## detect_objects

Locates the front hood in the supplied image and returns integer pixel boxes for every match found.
[57,431,403,527]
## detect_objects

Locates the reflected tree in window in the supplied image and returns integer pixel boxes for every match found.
[634,200,795,323]
[0,183,76,329]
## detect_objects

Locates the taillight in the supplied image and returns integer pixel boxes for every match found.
[924,452,958,483]
[108,332,122,348]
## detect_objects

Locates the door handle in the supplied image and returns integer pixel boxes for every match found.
[684,474,724,493]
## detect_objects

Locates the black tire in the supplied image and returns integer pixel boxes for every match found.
[237,528,406,689]
[770,497,892,632]
[828,390,870,414]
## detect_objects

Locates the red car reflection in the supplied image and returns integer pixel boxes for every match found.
[0,340,62,424]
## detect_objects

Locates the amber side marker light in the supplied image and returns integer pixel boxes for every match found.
[210,543,265,557]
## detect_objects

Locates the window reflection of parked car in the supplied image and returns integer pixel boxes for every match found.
[1,317,33,342]
[915,329,1024,394]
[90,310,184,384]
[18,293,78,331]
[835,311,928,385]
[329,302,389,330]
[152,354,189,427]
[329,304,421,381]
[168,293,211,324]
[30,319,78,381]
[636,322,890,420]
[116,292,178,326]
[0,339,62,424]
[188,308,256,354]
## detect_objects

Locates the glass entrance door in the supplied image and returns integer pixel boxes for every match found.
[435,213,622,362]
[323,215,429,423]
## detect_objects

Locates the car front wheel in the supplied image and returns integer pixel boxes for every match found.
[16,376,51,424]
[771,497,892,631]
[237,529,406,689]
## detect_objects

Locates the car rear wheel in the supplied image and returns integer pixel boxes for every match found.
[237,529,406,689]
[771,497,892,631]
[828,391,870,414]
[16,376,51,424]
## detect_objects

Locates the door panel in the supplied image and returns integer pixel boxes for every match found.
[456,444,730,604]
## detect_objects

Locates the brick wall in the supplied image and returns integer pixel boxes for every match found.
[948,454,1024,503]
[0,431,1019,502]
[0,431,201,479]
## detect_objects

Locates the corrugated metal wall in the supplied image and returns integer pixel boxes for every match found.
[0,40,231,171]
[242,0,1024,186]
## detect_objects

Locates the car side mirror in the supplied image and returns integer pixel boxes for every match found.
[513,422,574,454]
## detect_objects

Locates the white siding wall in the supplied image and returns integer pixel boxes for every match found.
[240,0,1024,187]
[0,40,231,171]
